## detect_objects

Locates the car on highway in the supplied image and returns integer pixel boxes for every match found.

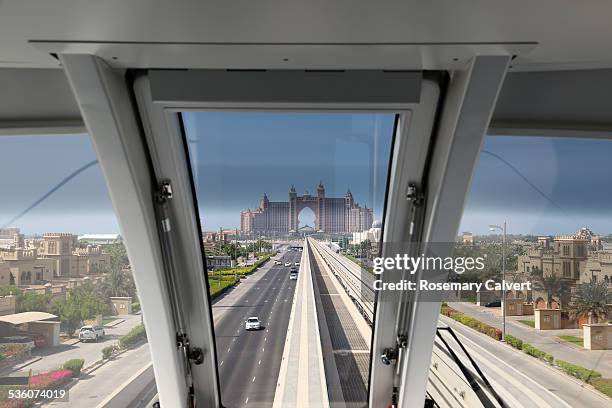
[274,260,282,265]
[284,262,291,267]
[294,262,300,266]
[78,325,105,342]
[485,300,501,307]
[245,317,261,331]
[289,267,298,280]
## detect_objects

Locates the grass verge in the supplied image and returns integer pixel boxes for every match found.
[558,335,584,347]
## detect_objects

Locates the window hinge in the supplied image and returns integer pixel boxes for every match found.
[380,334,407,367]
[176,332,205,366]
[406,183,424,206]
[383,334,408,407]
[156,180,173,232]
[157,180,173,203]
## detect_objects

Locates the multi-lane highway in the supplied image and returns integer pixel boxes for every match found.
[214,248,300,407]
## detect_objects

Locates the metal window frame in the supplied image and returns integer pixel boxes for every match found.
[56,56,511,408]
[394,56,511,407]
[131,68,440,407]
[59,55,189,408]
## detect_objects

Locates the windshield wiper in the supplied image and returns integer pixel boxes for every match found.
[436,327,506,408]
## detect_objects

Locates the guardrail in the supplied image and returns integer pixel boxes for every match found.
[308,238,375,326]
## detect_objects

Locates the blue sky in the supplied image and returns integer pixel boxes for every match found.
[0,134,118,234]
[183,112,394,231]
[459,136,612,235]
[1,119,611,236]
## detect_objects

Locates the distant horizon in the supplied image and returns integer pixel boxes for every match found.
[2,125,612,236]
[7,225,611,238]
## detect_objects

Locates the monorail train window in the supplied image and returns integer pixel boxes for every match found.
[182,112,396,407]
[0,134,153,405]
[434,135,612,407]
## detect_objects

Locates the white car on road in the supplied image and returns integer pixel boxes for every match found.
[78,325,105,342]
[284,262,291,267]
[245,317,261,331]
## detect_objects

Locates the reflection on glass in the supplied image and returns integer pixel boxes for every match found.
[0,134,153,407]
[182,112,396,407]
[431,136,612,408]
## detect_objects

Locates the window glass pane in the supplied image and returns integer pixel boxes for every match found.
[182,112,396,407]
[0,134,154,407]
[435,136,612,407]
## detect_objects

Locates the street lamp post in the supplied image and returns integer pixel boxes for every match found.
[489,221,507,342]
[234,228,238,282]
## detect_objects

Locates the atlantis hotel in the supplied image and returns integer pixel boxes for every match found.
[240,182,373,234]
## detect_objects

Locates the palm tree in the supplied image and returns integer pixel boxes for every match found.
[97,268,135,298]
[530,267,571,309]
[568,281,611,324]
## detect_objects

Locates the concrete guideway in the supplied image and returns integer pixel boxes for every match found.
[273,241,329,408]
[308,238,372,406]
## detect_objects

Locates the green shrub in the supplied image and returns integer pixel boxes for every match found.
[447,313,502,340]
[119,324,147,349]
[590,378,612,397]
[556,360,602,382]
[521,343,548,360]
[545,354,554,364]
[63,358,85,377]
[505,334,523,350]
[102,344,119,360]
[131,302,140,312]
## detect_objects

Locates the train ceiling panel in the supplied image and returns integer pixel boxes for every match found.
[0,1,612,71]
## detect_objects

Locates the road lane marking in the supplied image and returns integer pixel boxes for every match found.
[258,360,261,365]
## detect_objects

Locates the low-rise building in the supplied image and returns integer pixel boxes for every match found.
[206,255,233,271]
[516,227,611,310]
[462,232,474,245]
[580,251,612,284]
[78,233,122,245]
[0,248,56,285]
[351,220,382,245]
[0,232,111,286]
